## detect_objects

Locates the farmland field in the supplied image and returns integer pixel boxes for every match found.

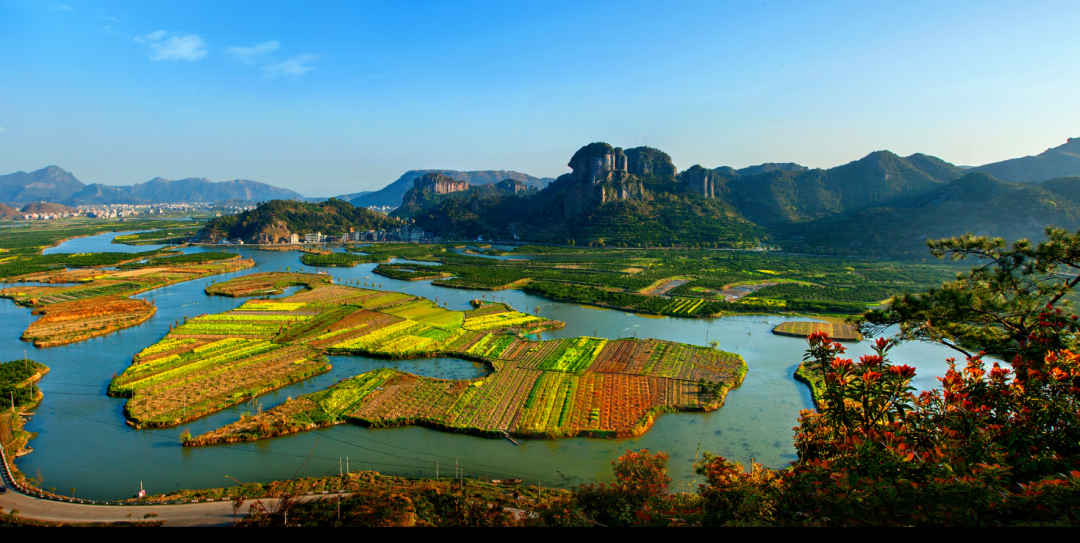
[164,272,746,445]
[0,255,255,347]
[772,321,862,342]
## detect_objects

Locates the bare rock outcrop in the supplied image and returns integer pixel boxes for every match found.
[682,164,723,198]
[413,172,469,194]
[563,143,645,219]
[626,147,677,177]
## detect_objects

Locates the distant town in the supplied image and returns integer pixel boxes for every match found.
[16,202,258,220]
[214,223,436,246]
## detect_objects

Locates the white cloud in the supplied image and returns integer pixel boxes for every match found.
[223,41,280,64]
[98,14,125,22]
[133,30,166,44]
[103,26,117,36]
[0,127,6,133]
[138,33,207,61]
[262,54,319,78]
[51,5,74,11]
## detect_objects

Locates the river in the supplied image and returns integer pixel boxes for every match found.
[7,235,964,500]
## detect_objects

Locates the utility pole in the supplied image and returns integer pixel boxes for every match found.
[339,458,342,477]
[436,462,438,480]
[346,457,349,474]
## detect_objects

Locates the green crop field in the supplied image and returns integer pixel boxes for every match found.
[306,243,964,318]
[381,300,464,329]
[113,272,747,445]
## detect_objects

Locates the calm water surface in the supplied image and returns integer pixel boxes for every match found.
[9,235,964,499]
[41,231,167,254]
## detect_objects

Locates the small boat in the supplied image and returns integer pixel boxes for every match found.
[502,430,520,445]
[491,479,522,485]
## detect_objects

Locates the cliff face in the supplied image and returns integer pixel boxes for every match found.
[413,172,469,194]
[563,143,646,219]
[682,165,725,198]
[625,147,677,177]
[495,179,531,195]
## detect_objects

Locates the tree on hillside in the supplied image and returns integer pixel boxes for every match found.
[859,227,1080,362]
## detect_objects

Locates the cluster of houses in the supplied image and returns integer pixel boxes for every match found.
[216,225,438,246]
[19,211,76,220]
[78,203,219,219]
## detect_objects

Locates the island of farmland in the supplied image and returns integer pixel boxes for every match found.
[106,272,746,442]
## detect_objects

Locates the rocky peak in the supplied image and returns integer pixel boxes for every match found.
[495,179,530,195]
[681,165,723,198]
[413,172,470,194]
[567,142,628,184]
[564,142,645,219]
[625,147,677,177]
[1053,137,1080,157]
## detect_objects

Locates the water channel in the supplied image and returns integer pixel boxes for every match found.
[8,234,965,500]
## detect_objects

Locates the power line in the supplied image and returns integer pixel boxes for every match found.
[319,428,563,485]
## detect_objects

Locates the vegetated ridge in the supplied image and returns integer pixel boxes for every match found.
[350,169,554,208]
[973,136,1080,184]
[197,198,402,243]
[0,166,305,206]
[392,138,1080,257]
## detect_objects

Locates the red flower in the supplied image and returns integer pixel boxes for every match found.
[888,364,916,379]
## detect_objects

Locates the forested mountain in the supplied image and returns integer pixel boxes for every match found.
[720,151,965,227]
[392,177,536,219]
[405,143,764,246]
[123,177,304,203]
[66,183,149,205]
[349,170,553,208]
[0,166,305,206]
[775,172,1080,258]
[0,166,86,203]
[393,140,1080,257]
[974,137,1080,184]
[197,198,401,243]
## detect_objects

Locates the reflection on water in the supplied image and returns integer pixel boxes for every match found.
[10,234,969,499]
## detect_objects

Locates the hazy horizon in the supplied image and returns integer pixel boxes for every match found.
[2,0,1077,197]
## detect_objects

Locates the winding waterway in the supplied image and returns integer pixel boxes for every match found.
[8,236,965,500]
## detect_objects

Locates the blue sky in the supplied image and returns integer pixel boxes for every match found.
[1,0,1077,197]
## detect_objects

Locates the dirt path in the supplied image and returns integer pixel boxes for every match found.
[639,277,691,297]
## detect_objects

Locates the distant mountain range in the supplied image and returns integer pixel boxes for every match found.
[973,137,1080,184]
[9,136,1080,259]
[0,167,306,206]
[349,170,554,208]
[387,137,1080,258]
[0,166,554,208]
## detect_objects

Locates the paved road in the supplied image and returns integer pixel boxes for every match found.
[0,485,255,526]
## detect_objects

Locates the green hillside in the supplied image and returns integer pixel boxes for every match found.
[408,172,766,247]
[777,173,1080,257]
[199,198,401,243]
